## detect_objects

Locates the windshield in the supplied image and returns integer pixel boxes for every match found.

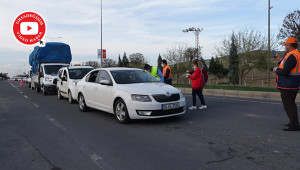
[68,68,93,79]
[44,65,67,75]
[110,70,159,84]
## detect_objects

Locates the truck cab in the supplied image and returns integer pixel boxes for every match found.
[32,63,69,95]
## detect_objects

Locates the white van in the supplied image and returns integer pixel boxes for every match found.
[57,66,93,103]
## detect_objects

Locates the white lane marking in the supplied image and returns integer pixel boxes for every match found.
[33,103,40,108]
[24,95,28,99]
[90,154,103,167]
[20,92,23,94]
[46,115,66,130]
[184,95,282,105]
[9,82,16,88]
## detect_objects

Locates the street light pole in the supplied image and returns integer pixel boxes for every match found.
[182,27,203,60]
[268,0,271,86]
[100,0,103,68]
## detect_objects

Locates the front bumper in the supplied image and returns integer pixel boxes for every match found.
[43,84,57,92]
[126,98,186,119]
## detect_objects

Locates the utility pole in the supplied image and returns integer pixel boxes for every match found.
[183,27,203,60]
[268,0,272,86]
[100,0,103,68]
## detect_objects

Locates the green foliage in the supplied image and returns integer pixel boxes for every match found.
[208,57,228,78]
[157,54,163,71]
[229,33,239,86]
[118,54,123,67]
[122,52,129,67]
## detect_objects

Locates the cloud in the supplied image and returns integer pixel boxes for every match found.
[0,0,298,76]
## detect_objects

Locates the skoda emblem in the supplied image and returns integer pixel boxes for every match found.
[166,92,171,96]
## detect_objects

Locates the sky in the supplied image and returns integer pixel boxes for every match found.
[0,0,298,77]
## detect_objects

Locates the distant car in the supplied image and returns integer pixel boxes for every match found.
[76,68,186,124]
[57,66,94,103]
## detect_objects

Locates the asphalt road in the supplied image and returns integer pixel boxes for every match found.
[1,80,300,170]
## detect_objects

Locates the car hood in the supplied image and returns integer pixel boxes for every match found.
[117,83,180,95]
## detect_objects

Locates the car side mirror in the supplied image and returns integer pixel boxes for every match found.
[99,80,112,86]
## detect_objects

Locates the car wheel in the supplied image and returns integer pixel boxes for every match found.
[57,89,63,99]
[78,94,88,112]
[114,99,130,124]
[42,86,48,95]
[68,90,75,104]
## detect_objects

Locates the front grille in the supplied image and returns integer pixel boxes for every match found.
[136,107,185,116]
[152,93,180,102]
[53,78,57,84]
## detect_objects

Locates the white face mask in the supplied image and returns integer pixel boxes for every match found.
[161,64,164,68]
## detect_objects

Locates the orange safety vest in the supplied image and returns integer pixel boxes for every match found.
[276,49,300,90]
[163,65,172,78]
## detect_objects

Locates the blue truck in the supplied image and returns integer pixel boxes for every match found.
[29,42,72,95]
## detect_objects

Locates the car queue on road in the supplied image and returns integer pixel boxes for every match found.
[26,66,187,124]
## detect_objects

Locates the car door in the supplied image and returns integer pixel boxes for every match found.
[94,70,114,112]
[82,70,100,107]
[60,69,68,95]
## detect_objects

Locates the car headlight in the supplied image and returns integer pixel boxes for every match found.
[180,92,184,99]
[45,77,53,82]
[131,94,152,102]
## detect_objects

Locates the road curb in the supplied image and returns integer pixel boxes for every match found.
[177,88,300,102]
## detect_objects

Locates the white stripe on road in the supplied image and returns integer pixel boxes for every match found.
[24,95,28,99]
[46,115,66,130]
[33,103,40,108]
[20,92,23,94]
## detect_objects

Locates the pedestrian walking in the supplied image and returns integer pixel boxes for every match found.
[273,37,300,131]
[161,60,172,85]
[144,64,164,82]
[187,60,207,110]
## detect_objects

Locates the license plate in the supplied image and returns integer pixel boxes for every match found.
[162,103,179,110]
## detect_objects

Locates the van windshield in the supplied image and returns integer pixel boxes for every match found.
[44,65,67,75]
[68,68,93,79]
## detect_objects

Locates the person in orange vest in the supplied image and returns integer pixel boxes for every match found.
[161,60,172,85]
[273,37,300,131]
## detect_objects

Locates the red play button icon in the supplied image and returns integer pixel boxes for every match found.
[27,26,32,31]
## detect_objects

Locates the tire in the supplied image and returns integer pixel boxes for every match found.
[114,99,130,124]
[42,86,48,96]
[78,94,88,112]
[57,89,63,99]
[68,90,75,104]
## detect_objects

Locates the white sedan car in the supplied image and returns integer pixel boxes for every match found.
[76,68,186,123]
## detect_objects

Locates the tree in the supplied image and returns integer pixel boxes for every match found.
[217,29,273,85]
[84,61,100,68]
[157,54,163,71]
[164,46,189,84]
[118,54,123,67]
[102,58,117,68]
[208,57,228,78]
[129,53,146,68]
[228,34,239,86]
[277,10,300,44]
[122,52,129,67]
[208,57,216,74]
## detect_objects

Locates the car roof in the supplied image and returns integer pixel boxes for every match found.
[95,67,142,71]
[68,66,94,69]
[59,66,94,70]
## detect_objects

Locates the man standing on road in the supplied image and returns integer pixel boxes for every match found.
[161,60,172,85]
[273,37,300,131]
[144,64,164,83]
